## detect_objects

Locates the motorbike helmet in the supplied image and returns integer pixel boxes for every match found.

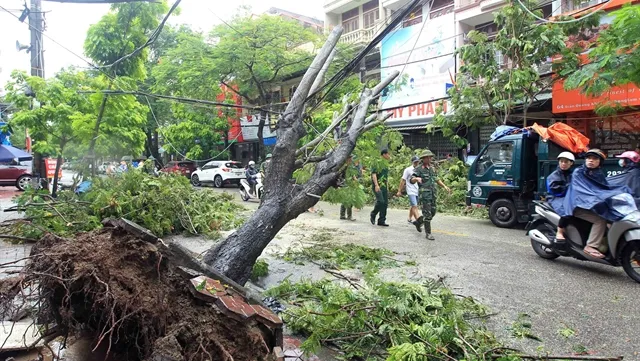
[266,153,272,159]
[248,161,255,167]
[557,151,575,162]
[615,151,640,164]
[584,148,606,161]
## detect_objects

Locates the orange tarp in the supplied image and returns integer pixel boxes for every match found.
[531,122,591,153]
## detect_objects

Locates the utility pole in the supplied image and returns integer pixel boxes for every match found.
[29,0,45,78]
[29,0,47,188]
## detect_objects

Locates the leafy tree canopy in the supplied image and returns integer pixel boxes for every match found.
[563,4,640,113]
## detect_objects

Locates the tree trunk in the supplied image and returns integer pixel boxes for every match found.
[89,94,109,176]
[51,151,64,198]
[257,110,267,161]
[202,195,312,284]
[202,26,399,285]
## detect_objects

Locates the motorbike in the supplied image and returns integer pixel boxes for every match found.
[527,200,640,283]
[239,173,263,202]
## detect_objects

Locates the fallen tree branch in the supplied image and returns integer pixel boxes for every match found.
[0,235,38,243]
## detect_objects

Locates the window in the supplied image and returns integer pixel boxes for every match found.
[475,21,498,38]
[475,142,514,175]
[363,0,379,28]
[403,5,423,27]
[225,162,243,169]
[342,8,359,33]
[566,0,605,11]
[429,0,454,19]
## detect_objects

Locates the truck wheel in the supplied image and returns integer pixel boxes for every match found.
[489,198,518,228]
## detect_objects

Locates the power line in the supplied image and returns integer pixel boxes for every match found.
[96,0,182,69]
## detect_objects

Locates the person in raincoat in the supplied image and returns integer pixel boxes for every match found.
[609,150,640,208]
[546,151,575,243]
[561,149,637,259]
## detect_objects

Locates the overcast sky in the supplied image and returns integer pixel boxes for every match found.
[0,0,325,87]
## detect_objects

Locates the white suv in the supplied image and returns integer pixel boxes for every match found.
[191,160,245,188]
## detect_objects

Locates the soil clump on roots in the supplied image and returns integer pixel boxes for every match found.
[22,227,274,361]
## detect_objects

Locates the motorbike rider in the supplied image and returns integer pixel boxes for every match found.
[246,161,259,195]
[568,149,613,258]
[260,153,272,178]
[616,150,640,169]
[611,151,640,208]
[546,151,575,243]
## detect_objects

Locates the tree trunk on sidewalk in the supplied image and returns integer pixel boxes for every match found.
[202,26,399,285]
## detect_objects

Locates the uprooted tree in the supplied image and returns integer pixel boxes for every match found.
[202,26,399,285]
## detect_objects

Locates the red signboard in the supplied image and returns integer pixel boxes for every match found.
[217,84,244,143]
[45,158,63,179]
[388,100,449,120]
[552,80,640,113]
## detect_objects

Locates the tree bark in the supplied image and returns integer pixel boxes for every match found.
[89,94,109,176]
[51,150,64,198]
[203,26,399,285]
[257,110,267,161]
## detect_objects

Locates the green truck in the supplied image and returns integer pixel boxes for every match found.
[466,133,622,228]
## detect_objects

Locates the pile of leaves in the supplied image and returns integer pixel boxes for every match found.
[266,276,513,361]
[8,171,245,239]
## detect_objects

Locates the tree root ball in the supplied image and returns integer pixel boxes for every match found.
[27,228,274,361]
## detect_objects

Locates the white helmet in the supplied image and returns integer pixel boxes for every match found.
[557,151,575,162]
[248,161,255,167]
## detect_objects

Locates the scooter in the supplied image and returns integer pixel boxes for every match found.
[239,173,263,202]
[527,200,640,283]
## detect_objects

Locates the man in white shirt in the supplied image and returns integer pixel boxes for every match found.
[397,155,422,232]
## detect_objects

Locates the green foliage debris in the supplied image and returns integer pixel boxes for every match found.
[266,276,507,361]
[251,259,269,282]
[8,171,245,238]
[280,242,402,273]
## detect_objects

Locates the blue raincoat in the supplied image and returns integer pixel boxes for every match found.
[608,165,640,209]
[546,167,572,215]
[560,165,637,222]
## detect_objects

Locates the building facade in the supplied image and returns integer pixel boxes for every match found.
[323,0,640,158]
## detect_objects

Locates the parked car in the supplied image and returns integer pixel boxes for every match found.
[0,161,33,191]
[160,161,197,177]
[191,161,245,188]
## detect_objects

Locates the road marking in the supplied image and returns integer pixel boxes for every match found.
[433,229,468,237]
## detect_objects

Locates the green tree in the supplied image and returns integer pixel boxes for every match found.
[433,1,598,145]
[150,26,233,160]
[83,1,169,168]
[207,13,319,159]
[4,70,90,195]
[563,4,640,102]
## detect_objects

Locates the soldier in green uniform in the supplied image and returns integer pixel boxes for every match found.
[370,149,391,227]
[260,153,272,177]
[411,150,450,240]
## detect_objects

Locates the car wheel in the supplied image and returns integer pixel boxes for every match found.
[16,175,33,191]
[489,198,518,228]
[191,174,201,187]
[214,175,223,188]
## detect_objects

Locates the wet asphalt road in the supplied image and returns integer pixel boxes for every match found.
[212,185,640,359]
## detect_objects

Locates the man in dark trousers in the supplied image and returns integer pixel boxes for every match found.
[411,150,450,240]
[370,149,391,227]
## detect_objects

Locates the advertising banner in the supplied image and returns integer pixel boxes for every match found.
[45,158,63,179]
[240,114,276,142]
[380,12,456,122]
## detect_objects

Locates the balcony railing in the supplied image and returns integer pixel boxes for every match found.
[339,23,381,44]
[456,0,481,8]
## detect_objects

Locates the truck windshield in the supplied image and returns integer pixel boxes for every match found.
[475,142,514,175]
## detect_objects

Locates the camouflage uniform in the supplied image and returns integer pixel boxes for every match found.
[412,164,438,237]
